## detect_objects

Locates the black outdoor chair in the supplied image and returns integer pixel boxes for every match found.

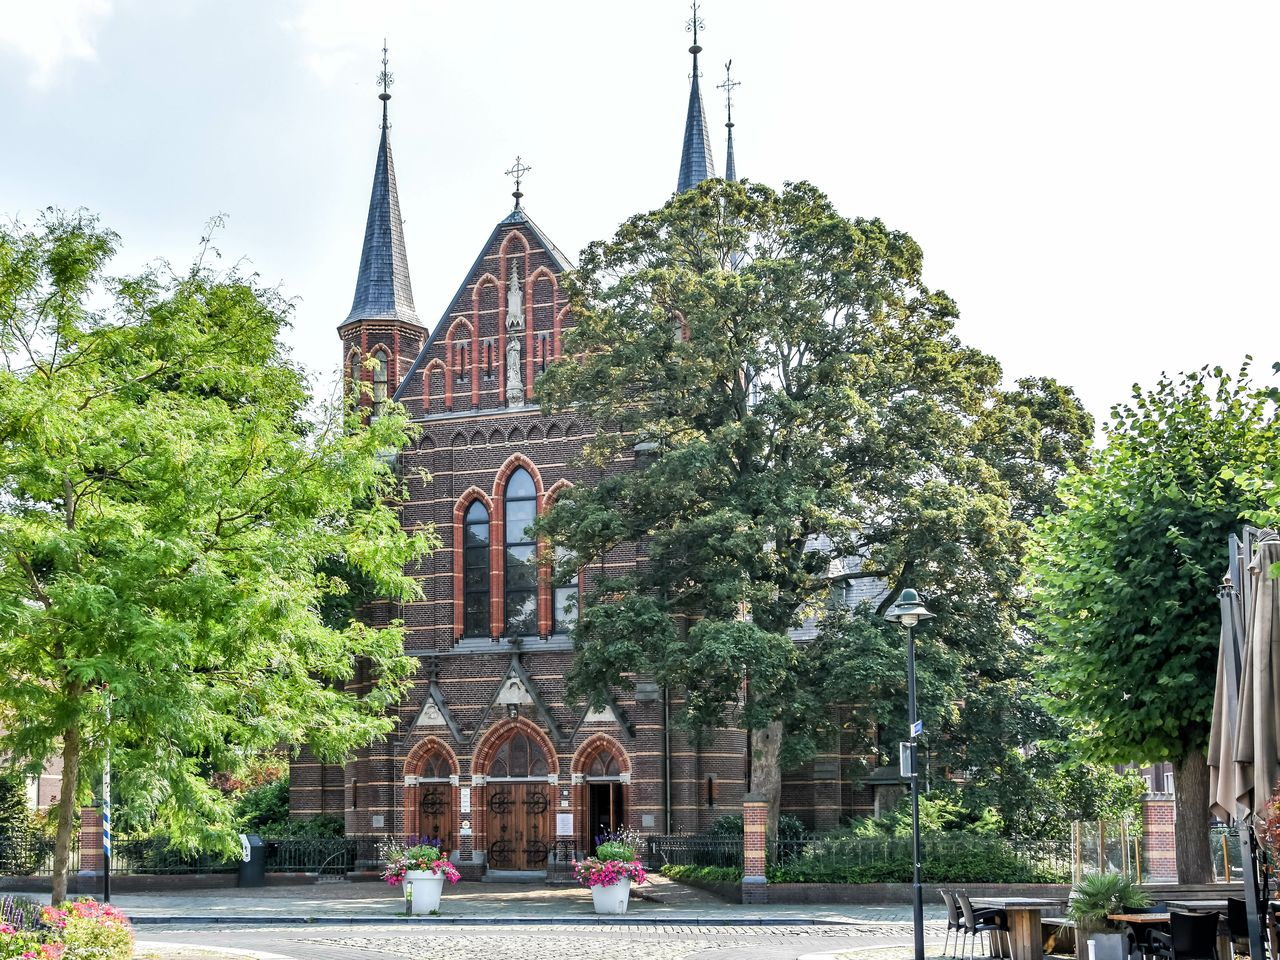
[957,890,1010,960]
[1123,904,1168,960]
[1226,898,1248,956]
[941,890,963,958]
[1149,910,1220,960]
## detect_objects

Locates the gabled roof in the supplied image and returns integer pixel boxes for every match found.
[344,107,418,326]
[677,46,717,192]
[391,207,572,403]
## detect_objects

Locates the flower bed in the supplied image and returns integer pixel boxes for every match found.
[0,897,133,960]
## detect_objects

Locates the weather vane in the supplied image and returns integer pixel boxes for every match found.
[685,0,704,49]
[377,39,394,97]
[505,156,532,209]
[717,59,740,124]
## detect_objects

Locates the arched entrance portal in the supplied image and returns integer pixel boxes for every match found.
[479,727,555,871]
[573,735,630,856]
[403,740,458,852]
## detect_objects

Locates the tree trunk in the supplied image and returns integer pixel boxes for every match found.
[50,722,81,905]
[749,722,783,834]
[1172,749,1212,883]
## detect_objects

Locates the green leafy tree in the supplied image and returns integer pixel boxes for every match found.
[538,179,1093,829]
[0,211,437,901]
[1028,362,1280,882]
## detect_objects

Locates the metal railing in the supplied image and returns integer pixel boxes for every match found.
[645,834,742,869]
[0,832,72,877]
[265,838,357,877]
[111,837,237,875]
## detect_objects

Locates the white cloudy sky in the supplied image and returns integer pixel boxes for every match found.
[2,0,1277,424]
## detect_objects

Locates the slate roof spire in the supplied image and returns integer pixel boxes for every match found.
[717,59,740,182]
[677,1,716,193]
[344,42,417,327]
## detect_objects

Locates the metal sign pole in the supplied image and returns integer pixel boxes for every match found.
[102,693,111,904]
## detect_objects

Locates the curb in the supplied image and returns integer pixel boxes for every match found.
[130,914,865,927]
[136,941,297,960]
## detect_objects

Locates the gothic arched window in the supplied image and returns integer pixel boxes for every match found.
[553,546,578,634]
[463,501,490,637]
[348,350,361,394]
[419,752,452,780]
[489,732,549,779]
[504,468,538,636]
[372,348,389,415]
[587,751,621,778]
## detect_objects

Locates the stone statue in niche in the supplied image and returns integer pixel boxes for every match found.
[505,264,524,406]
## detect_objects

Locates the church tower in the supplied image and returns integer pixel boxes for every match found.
[338,47,426,414]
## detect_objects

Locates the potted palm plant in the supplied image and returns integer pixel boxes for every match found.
[382,842,461,915]
[1067,872,1152,960]
[572,829,648,915]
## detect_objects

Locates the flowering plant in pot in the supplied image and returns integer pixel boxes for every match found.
[572,829,648,915]
[382,841,461,915]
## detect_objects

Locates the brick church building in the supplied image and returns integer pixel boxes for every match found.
[290,30,866,876]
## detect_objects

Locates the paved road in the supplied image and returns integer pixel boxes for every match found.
[137,920,948,960]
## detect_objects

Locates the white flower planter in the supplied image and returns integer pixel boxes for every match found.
[404,869,445,914]
[590,880,632,915]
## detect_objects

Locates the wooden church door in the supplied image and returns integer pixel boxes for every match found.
[484,731,554,871]
[419,782,455,851]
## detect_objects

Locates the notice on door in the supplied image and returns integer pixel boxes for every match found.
[556,813,574,836]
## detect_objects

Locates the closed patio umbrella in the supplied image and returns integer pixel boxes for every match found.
[1235,536,1280,820]
[1208,579,1243,823]
[1208,530,1279,960]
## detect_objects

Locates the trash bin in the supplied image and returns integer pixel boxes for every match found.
[238,833,265,887]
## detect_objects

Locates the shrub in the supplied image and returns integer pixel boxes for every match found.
[42,900,133,960]
[235,778,290,833]
[766,832,1069,885]
[274,814,344,839]
[708,813,806,841]
[709,815,744,836]
[660,864,743,884]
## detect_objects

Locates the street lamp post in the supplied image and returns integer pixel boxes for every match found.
[886,588,934,960]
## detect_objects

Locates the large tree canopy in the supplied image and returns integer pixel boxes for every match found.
[538,179,1094,828]
[1028,361,1280,881]
[0,212,437,901]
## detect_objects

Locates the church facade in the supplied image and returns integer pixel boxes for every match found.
[290,32,871,875]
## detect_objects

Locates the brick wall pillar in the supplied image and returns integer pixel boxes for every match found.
[1141,797,1177,881]
[78,806,102,876]
[741,794,768,905]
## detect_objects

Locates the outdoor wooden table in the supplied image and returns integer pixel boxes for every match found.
[1107,913,1171,924]
[971,897,1068,960]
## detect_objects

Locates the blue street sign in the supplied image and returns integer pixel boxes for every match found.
[910,720,923,737]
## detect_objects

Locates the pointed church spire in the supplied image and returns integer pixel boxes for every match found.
[718,59,740,182]
[344,42,417,327]
[677,1,716,193]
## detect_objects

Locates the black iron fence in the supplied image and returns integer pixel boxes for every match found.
[644,834,742,869]
[0,834,364,878]
[0,833,74,877]
[264,838,357,877]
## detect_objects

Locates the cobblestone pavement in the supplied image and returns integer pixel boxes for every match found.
[137,920,949,960]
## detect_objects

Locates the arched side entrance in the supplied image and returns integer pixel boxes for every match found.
[572,734,631,856]
[474,720,557,871]
[403,739,459,852]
